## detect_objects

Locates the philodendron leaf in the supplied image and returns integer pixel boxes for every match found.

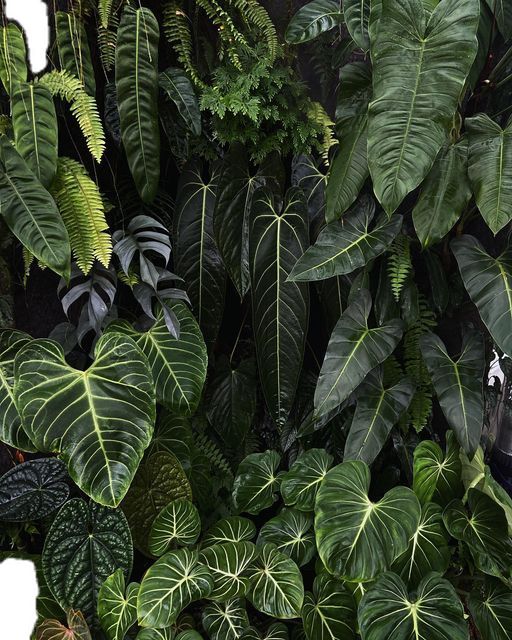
[315,460,421,581]
[358,572,468,640]
[0,24,27,95]
[202,599,249,640]
[199,541,257,602]
[55,12,96,96]
[232,451,282,515]
[302,573,356,640]
[159,67,201,136]
[42,498,133,628]
[247,544,304,619]
[149,499,201,556]
[368,0,479,214]
[469,577,512,640]
[137,629,175,640]
[14,332,155,507]
[36,610,92,640]
[137,548,213,628]
[314,289,403,417]
[344,0,370,49]
[280,449,334,512]
[202,517,257,547]
[452,235,512,356]
[289,195,401,281]
[258,509,316,567]
[98,569,139,640]
[0,458,69,522]
[285,0,344,43]
[420,331,484,457]
[241,623,289,639]
[483,0,512,41]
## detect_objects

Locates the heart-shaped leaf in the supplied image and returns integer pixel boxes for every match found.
[202,516,257,547]
[137,629,175,640]
[159,67,201,136]
[280,449,333,512]
[202,599,249,640]
[302,573,356,640]
[285,0,344,43]
[232,451,282,515]
[257,509,315,567]
[199,542,257,601]
[98,569,139,640]
[241,623,289,639]
[469,577,512,640]
[36,610,92,640]
[149,498,201,556]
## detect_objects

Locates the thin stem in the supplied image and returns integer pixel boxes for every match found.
[494,70,512,90]
[489,45,512,82]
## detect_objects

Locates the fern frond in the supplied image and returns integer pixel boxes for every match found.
[194,433,233,477]
[51,157,112,274]
[229,0,278,62]
[98,0,114,28]
[98,19,118,72]
[39,70,105,162]
[196,0,248,70]
[388,235,412,301]
[163,3,204,87]
[308,101,336,163]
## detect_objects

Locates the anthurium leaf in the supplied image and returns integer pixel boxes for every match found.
[202,517,257,547]
[358,572,468,640]
[344,369,414,465]
[42,498,133,628]
[14,332,155,507]
[280,449,333,512]
[250,187,309,427]
[175,632,203,640]
[122,451,192,556]
[232,451,282,515]
[344,0,370,49]
[315,460,421,581]
[98,569,139,640]
[0,135,71,279]
[469,577,512,640]
[258,509,315,567]
[240,623,289,639]
[116,5,160,203]
[149,499,201,556]
[137,628,175,640]
[202,598,249,640]
[292,153,326,226]
[452,235,512,357]
[148,411,193,463]
[412,141,472,248]
[0,24,27,95]
[302,573,356,640]
[420,331,484,457]
[0,458,68,522]
[159,67,201,136]
[314,289,403,417]
[368,0,479,214]
[36,610,92,640]
[483,0,512,41]
[174,160,225,349]
[199,542,258,601]
[55,12,96,96]
[285,0,344,43]
[137,548,213,628]
[247,544,304,619]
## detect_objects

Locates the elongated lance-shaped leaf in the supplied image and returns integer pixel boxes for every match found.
[11,82,57,188]
[56,12,96,96]
[116,5,160,203]
[291,153,326,224]
[257,508,316,567]
[420,331,484,457]
[413,141,472,247]
[314,289,403,417]
[344,0,370,49]
[199,541,258,601]
[98,569,139,640]
[368,0,479,214]
[159,67,201,136]
[452,235,512,356]
[14,332,155,507]
[174,160,225,349]
[202,599,249,640]
[280,448,333,512]
[285,0,344,43]
[413,431,463,506]
[302,573,356,640]
[344,369,414,465]
[483,0,512,41]
[202,516,257,548]
[289,195,401,281]
[232,450,282,515]
[149,499,201,556]
[250,186,309,427]
[469,577,512,640]
[0,24,27,95]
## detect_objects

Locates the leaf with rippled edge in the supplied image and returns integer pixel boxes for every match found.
[98,569,139,640]
[232,451,282,515]
[202,599,249,640]
[469,577,512,640]
[149,499,201,556]
[199,541,257,601]
[285,0,344,43]
[302,573,356,640]
[280,449,333,512]
[202,516,257,548]
[56,12,96,96]
[258,509,315,567]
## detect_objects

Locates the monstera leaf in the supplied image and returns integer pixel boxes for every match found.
[285,0,344,43]
[137,548,213,628]
[368,0,479,213]
[232,451,282,515]
[36,610,92,640]
[452,235,512,356]
[247,544,304,619]
[257,509,316,567]
[202,517,257,547]
[412,432,463,506]
[0,458,68,521]
[469,577,512,640]
[289,195,401,281]
[159,67,201,136]
[420,331,484,457]
[203,599,249,640]
[116,5,160,202]
[98,569,139,640]
[42,499,132,627]
[250,187,309,427]
[302,573,356,640]
[0,23,27,94]
[14,332,155,507]
[280,449,333,512]
[314,290,403,417]
[55,11,96,95]
[344,0,370,49]
[199,542,258,601]
[149,499,201,556]
[358,572,468,640]
[315,460,421,581]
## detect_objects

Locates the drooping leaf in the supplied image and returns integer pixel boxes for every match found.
[159,67,201,136]
[0,24,27,95]
[483,0,512,42]
[280,449,333,512]
[56,12,96,96]
[468,577,512,640]
[257,509,315,567]
[36,610,92,640]
[199,541,258,601]
[344,0,370,49]
[202,599,250,640]
[232,451,282,515]
[148,499,201,556]
[202,517,257,548]
[302,573,356,640]
[285,0,344,43]
[98,569,139,640]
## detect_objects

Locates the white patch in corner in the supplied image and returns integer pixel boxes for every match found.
[0,558,39,639]
[4,0,50,73]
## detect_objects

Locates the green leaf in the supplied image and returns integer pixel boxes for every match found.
[368,0,479,214]
[344,369,414,465]
[469,577,512,640]
[250,187,309,427]
[247,544,304,619]
[451,235,512,356]
[122,451,192,555]
[42,498,132,628]
[280,449,334,512]
[137,629,175,640]
[116,5,160,202]
[412,141,472,248]
[148,411,192,463]
[14,332,155,507]
[0,24,27,95]
[36,610,92,640]
[202,599,249,640]
[314,290,403,417]
[137,548,213,628]
[344,0,370,49]
[241,624,289,639]
[0,458,68,522]
[199,542,258,601]
[302,573,356,640]
[160,67,201,136]
[56,12,96,96]
[258,509,315,567]
[149,499,201,556]
[285,0,344,43]
[483,0,512,41]
[358,572,468,640]
[232,451,282,515]
[202,517,257,548]
[420,331,484,457]
[315,460,421,581]
[98,569,139,640]
[0,135,71,279]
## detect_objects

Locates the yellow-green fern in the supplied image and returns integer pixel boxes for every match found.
[0,115,11,136]
[196,0,248,70]
[229,0,277,62]
[163,3,204,87]
[388,235,412,302]
[308,101,336,163]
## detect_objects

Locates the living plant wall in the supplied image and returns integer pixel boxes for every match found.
[1,0,512,638]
